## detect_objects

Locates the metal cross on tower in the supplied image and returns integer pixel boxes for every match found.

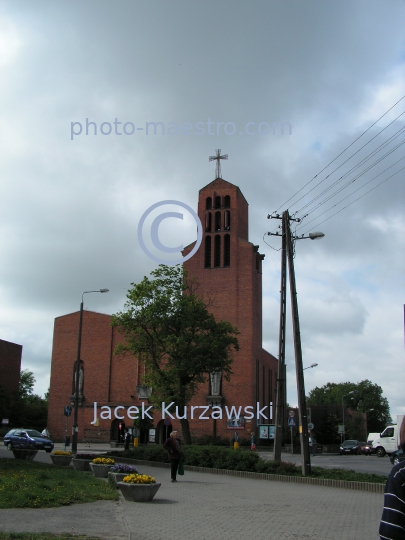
[209,149,228,179]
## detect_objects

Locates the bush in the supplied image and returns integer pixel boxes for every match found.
[255,460,299,475]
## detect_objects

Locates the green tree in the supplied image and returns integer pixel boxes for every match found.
[112,265,239,444]
[307,379,390,434]
[10,370,48,431]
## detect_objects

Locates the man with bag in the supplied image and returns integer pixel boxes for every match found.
[163,431,184,482]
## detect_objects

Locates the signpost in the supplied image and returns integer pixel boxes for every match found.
[64,405,72,450]
[288,415,296,455]
[308,422,314,430]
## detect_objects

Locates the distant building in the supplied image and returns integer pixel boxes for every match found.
[0,339,22,417]
[47,176,281,443]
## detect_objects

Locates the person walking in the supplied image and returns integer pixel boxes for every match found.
[379,416,405,539]
[163,430,183,482]
[250,432,256,451]
[41,427,50,438]
[124,428,131,450]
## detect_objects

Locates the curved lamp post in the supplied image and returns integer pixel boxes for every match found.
[72,289,109,454]
[303,363,318,370]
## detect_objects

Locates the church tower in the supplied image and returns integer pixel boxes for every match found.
[183,152,278,438]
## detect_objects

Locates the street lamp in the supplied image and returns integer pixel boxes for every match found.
[341,391,355,443]
[72,289,109,454]
[303,363,318,370]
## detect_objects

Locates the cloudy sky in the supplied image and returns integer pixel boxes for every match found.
[1,1,404,418]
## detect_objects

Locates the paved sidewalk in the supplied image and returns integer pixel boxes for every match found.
[0,463,383,540]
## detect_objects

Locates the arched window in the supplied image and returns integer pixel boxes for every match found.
[214,235,221,267]
[215,196,221,209]
[224,195,230,208]
[204,236,211,268]
[215,211,221,231]
[224,234,230,266]
[205,212,212,232]
[206,197,212,209]
[224,210,230,230]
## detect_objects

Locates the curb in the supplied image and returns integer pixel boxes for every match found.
[104,455,385,493]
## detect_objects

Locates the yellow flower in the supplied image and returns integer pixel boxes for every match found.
[122,473,155,484]
[92,457,115,464]
[52,451,71,456]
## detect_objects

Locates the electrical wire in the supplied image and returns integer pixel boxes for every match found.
[296,155,405,232]
[299,165,405,235]
[272,94,405,213]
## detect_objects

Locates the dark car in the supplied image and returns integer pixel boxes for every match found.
[389,448,404,466]
[339,440,362,455]
[360,441,375,455]
[4,428,54,452]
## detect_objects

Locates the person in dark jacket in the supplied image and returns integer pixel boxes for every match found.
[379,416,405,540]
[124,428,131,450]
[163,431,183,482]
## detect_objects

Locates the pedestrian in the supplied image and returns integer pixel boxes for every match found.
[309,436,316,456]
[250,431,256,451]
[163,430,183,482]
[124,428,131,450]
[379,416,405,539]
[41,427,50,439]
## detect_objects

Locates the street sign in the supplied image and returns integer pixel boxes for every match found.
[64,405,72,417]
[308,422,314,430]
[288,410,295,418]
[288,417,296,427]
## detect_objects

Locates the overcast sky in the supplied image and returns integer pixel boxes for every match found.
[0,1,404,418]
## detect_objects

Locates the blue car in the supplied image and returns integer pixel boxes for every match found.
[4,428,54,452]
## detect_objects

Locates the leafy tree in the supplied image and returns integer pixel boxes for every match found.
[19,369,35,398]
[307,379,390,434]
[112,265,239,444]
[9,370,48,430]
[313,410,341,445]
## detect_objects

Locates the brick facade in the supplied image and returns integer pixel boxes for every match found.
[47,177,280,443]
[0,339,22,407]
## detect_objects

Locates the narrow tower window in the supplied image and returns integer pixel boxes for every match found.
[224,195,230,208]
[205,212,212,232]
[214,235,221,267]
[215,211,221,231]
[215,196,221,209]
[206,197,212,209]
[204,236,211,268]
[224,234,230,266]
[224,210,230,230]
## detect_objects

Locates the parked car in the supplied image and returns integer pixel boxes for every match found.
[339,440,362,455]
[389,448,404,466]
[359,441,374,455]
[3,428,54,452]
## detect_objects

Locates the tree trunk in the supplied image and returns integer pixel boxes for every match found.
[180,417,192,445]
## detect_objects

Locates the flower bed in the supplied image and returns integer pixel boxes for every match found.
[118,473,161,502]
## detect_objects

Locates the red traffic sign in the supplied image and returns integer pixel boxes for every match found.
[288,410,295,418]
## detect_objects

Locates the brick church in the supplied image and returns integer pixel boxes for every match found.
[48,167,280,444]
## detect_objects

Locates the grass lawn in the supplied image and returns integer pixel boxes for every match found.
[0,535,102,540]
[0,458,118,509]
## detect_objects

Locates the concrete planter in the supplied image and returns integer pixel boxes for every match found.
[89,462,112,478]
[12,449,38,461]
[118,482,161,502]
[108,472,128,487]
[50,454,72,467]
[72,458,92,471]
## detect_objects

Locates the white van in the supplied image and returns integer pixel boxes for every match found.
[372,415,404,457]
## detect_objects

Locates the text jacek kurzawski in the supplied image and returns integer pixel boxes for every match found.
[91,402,273,424]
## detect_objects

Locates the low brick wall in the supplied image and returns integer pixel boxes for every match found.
[102,454,385,493]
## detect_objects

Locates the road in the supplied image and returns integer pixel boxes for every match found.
[0,443,394,476]
[259,451,393,476]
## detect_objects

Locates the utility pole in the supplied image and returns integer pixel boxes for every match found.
[284,210,311,476]
[273,216,287,461]
[267,210,323,475]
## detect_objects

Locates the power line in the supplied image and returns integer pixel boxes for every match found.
[296,155,405,232]
[272,94,405,214]
[299,165,405,235]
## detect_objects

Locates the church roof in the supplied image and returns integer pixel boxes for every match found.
[199,177,248,205]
